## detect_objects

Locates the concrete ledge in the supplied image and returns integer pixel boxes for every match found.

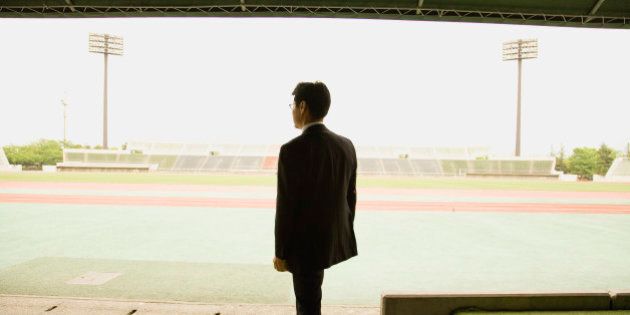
[612,292,630,310]
[381,292,611,315]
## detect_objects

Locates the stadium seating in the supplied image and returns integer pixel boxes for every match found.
[215,156,236,172]
[233,156,264,171]
[355,146,490,159]
[409,159,441,175]
[173,155,207,171]
[396,159,414,175]
[200,156,222,171]
[56,162,154,172]
[59,144,558,177]
[357,158,385,175]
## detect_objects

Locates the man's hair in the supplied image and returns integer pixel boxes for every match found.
[292,81,331,120]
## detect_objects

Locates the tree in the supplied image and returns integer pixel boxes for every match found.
[596,143,617,176]
[3,145,38,166]
[35,139,63,165]
[554,145,569,173]
[3,140,110,170]
[567,147,598,180]
[3,139,65,170]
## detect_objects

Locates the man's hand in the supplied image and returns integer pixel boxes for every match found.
[273,256,288,272]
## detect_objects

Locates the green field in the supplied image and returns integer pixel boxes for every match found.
[2,171,630,307]
[1,171,630,192]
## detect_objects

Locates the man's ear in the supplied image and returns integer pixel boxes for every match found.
[299,101,307,113]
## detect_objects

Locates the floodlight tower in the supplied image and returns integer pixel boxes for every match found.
[89,33,123,149]
[503,39,538,157]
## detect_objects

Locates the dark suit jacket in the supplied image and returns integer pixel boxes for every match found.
[275,124,358,273]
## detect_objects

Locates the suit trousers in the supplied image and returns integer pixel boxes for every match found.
[292,269,325,315]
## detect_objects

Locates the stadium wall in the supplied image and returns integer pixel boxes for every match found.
[600,157,630,182]
[0,148,20,171]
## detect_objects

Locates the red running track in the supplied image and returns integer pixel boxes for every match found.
[1,193,629,215]
[2,181,630,199]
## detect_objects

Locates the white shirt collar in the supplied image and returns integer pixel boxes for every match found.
[301,121,324,131]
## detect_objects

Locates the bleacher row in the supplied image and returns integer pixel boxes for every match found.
[123,142,491,159]
[59,147,557,177]
[358,158,555,176]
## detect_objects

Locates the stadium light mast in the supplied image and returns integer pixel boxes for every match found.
[503,39,538,157]
[89,33,123,149]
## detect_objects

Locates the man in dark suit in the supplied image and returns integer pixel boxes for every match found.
[273,81,358,315]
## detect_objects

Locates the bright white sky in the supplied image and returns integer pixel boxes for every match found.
[0,17,628,157]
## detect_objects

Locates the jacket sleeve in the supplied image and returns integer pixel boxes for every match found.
[275,145,297,259]
[347,143,357,223]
